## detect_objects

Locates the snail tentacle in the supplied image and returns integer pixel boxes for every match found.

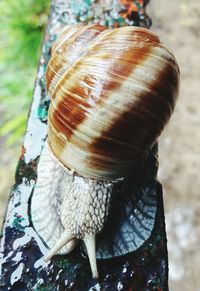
[84,235,98,279]
[44,230,74,262]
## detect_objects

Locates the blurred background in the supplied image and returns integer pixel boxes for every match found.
[0,0,50,218]
[0,0,199,290]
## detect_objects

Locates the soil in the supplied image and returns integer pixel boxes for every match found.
[0,1,200,290]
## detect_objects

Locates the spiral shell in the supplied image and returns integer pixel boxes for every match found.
[46,24,179,180]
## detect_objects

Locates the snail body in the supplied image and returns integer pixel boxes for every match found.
[31,24,179,278]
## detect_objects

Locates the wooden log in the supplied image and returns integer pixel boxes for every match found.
[0,1,168,290]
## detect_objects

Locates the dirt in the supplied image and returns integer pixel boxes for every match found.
[0,1,200,290]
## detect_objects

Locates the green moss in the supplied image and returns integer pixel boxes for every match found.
[0,0,50,145]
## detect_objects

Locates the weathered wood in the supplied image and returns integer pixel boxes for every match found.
[0,1,168,290]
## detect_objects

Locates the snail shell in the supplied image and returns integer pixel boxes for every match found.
[46,24,179,180]
[31,24,179,278]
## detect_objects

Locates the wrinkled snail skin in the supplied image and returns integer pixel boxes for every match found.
[37,141,115,279]
[31,24,179,278]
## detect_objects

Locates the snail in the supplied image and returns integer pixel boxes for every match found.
[30,24,179,279]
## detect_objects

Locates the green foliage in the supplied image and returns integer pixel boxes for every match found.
[0,0,50,145]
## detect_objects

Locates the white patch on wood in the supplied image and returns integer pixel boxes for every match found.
[11,263,24,286]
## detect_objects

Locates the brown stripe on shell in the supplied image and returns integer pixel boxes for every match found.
[103,26,160,44]
[46,24,107,96]
[89,46,180,175]
[49,27,159,143]
[46,26,81,92]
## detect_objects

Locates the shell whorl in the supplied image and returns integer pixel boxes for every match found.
[46,24,179,180]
